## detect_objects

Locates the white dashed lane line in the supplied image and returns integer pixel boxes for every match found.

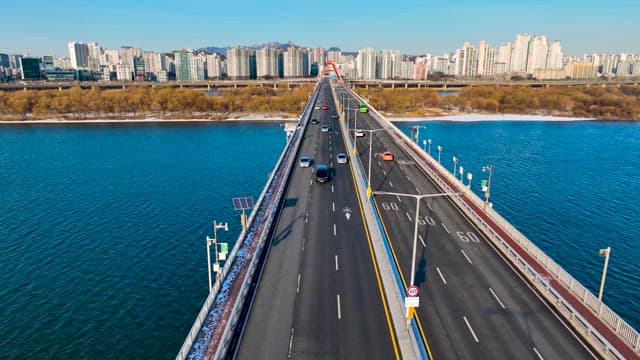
[436,267,447,284]
[406,212,413,222]
[461,249,472,264]
[489,288,506,309]
[463,316,480,342]
[441,222,450,233]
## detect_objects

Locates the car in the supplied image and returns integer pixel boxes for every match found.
[321,124,330,132]
[315,106,320,110]
[315,164,330,183]
[310,118,319,124]
[322,104,329,110]
[336,153,348,164]
[382,151,394,161]
[299,156,312,167]
[355,130,365,137]
[331,114,338,119]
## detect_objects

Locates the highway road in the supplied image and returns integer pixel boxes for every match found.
[235,80,398,359]
[338,85,599,359]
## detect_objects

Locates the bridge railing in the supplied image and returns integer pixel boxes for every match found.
[176,83,320,360]
[348,90,639,358]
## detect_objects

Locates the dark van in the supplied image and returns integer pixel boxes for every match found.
[315,165,330,183]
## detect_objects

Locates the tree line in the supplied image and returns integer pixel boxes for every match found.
[0,84,638,121]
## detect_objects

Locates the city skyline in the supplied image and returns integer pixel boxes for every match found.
[3,0,639,57]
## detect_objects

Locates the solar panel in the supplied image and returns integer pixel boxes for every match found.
[232,198,243,211]
[232,197,254,210]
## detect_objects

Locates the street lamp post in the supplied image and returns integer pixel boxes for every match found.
[357,127,389,197]
[459,165,464,181]
[206,220,228,292]
[437,146,442,163]
[452,156,458,175]
[374,190,461,321]
[598,247,611,301]
[481,165,493,209]
[422,139,427,152]
[467,172,473,188]
[427,139,432,155]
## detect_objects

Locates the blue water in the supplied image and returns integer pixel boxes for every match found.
[0,120,638,359]
[397,120,640,331]
[0,122,285,359]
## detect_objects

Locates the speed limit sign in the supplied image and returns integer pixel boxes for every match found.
[407,285,419,297]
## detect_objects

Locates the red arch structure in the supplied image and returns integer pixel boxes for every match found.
[319,60,343,82]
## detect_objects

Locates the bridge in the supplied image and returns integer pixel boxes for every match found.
[175,74,640,359]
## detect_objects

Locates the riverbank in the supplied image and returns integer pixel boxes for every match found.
[0,114,297,124]
[389,113,597,122]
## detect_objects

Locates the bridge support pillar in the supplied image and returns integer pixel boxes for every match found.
[122,85,126,90]
[58,86,63,92]
[405,83,408,88]
[391,83,394,89]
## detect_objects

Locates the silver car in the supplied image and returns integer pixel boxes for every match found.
[337,153,348,164]
[299,156,312,167]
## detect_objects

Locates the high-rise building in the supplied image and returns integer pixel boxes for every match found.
[42,55,55,72]
[510,34,530,73]
[103,48,120,68]
[133,56,145,81]
[68,41,89,69]
[283,46,308,78]
[116,63,132,81]
[0,53,10,68]
[256,47,280,78]
[376,49,401,79]
[566,60,597,79]
[189,54,205,81]
[174,50,192,81]
[327,50,341,64]
[526,35,549,74]
[19,57,42,80]
[546,41,563,70]
[495,43,512,74]
[206,53,223,79]
[308,47,325,75]
[476,40,495,77]
[227,47,254,80]
[357,48,376,79]
[87,42,102,71]
[143,51,162,75]
[455,42,477,78]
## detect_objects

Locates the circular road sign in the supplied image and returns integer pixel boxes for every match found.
[407,285,419,297]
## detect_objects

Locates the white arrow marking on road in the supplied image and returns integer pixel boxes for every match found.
[345,212,351,220]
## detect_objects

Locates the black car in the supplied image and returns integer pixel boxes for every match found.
[315,165,330,183]
[311,118,320,124]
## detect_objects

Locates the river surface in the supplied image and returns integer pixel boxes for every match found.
[0,119,638,359]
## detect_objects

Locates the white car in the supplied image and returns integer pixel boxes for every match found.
[355,130,365,137]
[321,125,330,132]
[337,153,348,164]
[299,156,312,167]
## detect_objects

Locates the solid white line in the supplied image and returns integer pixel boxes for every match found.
[463,316,479,342]
[288,328,295,357]
[396,195,402,202]
[335,255,339,271]
[389,181,394,188]
[419,234,426,247]
[406,212,412,222]
[532,347,544,360]
[337,294,342,319]
[489,288,506,309]
[436,267,447,284]
[382,169,387,175]
[331,185,334,193]
[332,202,335,212]
[441,222,450,233]
[333,224,336,236]
[427,202,433,211]
[296,274,301,293]
[461,249,473,264]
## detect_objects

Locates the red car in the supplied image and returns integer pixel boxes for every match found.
[321,104,329,110]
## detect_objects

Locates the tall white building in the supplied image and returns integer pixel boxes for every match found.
[495,43,512,74]
[103,48,120,68]
[116,63,132,81]
[143,51,162,75]
[206,53,223,79]
[67,41,89,69]
[87,42,102,71]
[256,47,280,78]
[357,48,376,79]
[476,40,495,77]
[546,41,563,70]
[455,42,477,78]
[327,50,341,64]
[308,47,325,71]
[227,47,250,79]
[190,54,206,80]
[510,34,531,73]
[283,46,308,78]
[526,35,549,74]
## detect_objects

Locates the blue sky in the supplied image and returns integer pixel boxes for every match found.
[4,0,639,57]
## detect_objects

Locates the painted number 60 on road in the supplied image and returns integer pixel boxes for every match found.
[456,231,480,243]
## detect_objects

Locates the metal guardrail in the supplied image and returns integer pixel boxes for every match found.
[358,99,640,358]
[175,83,321,360]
